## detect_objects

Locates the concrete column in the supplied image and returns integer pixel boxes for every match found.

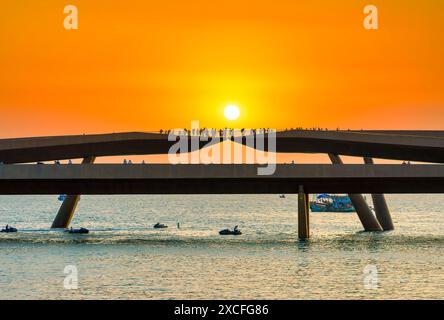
[298,185,310,240]
[328,154,382,232]
[51,156,95,229]
[364,157,394,230]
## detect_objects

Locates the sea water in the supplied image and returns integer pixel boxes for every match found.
[0,194,442,299]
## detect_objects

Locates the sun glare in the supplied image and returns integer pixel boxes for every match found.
[224,104,240,121]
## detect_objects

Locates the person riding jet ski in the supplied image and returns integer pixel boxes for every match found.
[219,225,242,235]
[1,224,17,233]
[68,227,89,234]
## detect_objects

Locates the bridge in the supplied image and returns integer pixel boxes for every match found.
[1,130,443,164]
[0,164,443,194]
[0,130,443,240]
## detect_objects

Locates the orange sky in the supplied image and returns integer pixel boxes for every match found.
[1,0,443,138]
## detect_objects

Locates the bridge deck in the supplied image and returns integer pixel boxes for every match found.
[0,164,443,194]
[0,130,443,164]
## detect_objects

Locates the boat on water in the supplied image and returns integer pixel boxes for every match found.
[310,194,355,212]
[67,227,89,234]
[1,226,17,233]
[154,223,168,229]
[219,226,242,235]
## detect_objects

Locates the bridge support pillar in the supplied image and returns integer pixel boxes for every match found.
[298,185,310,240]
[328,154,383,232]
[51,156,96,229]
[364,157,394,230]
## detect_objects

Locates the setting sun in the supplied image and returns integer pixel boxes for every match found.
[224,105,240,121]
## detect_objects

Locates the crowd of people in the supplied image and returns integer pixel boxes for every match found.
[158,127,275,137]
[156,127,360,137]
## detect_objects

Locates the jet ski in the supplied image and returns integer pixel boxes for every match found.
[154,223,168,229]
[68,227,89,234]
[1,227,17,233]
[219,226,242,235]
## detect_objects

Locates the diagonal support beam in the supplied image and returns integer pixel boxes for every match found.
[328,154,382,232]
[364,157,394,230]
[51,156,95,228]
